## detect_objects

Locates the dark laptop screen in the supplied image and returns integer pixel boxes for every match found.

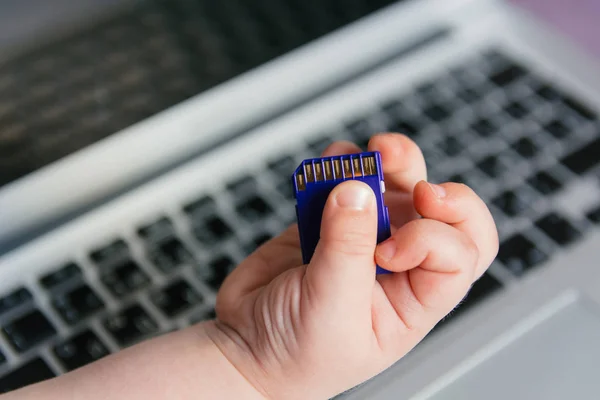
[0,0,401,188]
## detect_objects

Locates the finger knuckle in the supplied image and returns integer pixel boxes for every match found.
[403,219,432,239]
[320,231,375,256]
[461,234,480,268]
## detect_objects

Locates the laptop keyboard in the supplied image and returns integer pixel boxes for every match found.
[53,330,110,372]
[1,49,599,392]
[3,310,57,353]
[497,234,549,277]
[0,0,400,188]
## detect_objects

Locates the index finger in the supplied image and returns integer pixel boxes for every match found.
[413,181,499,277]
[369,133,427,193]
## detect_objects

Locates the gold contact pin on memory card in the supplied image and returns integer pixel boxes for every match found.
[343,158,352,177]
[324,160,333,180]
[315,162,324,181]
[353,157,363,177]
[296,172,306,191]
[304,163,315,183]
[333,159,342,178]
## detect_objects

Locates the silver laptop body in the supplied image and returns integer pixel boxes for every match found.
[1,0,600,398]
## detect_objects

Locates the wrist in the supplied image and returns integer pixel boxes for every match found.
[197,321,269,400]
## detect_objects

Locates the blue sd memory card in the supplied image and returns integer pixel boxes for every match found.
[292,151,392,274]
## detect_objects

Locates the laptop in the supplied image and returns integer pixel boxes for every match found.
[1,0,600,398]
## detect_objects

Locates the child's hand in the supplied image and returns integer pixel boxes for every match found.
[0,133,498,400]
[209,133,499,399]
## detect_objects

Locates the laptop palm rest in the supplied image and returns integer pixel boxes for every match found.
[426,295,600,400]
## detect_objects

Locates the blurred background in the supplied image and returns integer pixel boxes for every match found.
[515,0,600,58]
[0,0,399,187]
[1,0,597,188]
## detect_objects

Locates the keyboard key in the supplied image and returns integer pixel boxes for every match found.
[504,101,529,119]
[0,287,32,315]
[455,86,481,104]
[421,147,446,170]
[52,285,104,325]
[244,232,273,255]
[104,304,159,347]
[236,195,273,222]
[346,118,371,140]
[307,136,334,155]
[0,358,55,393]
[457,273,502,313]
[388,119,419,136]
[432,273,502,334]
[448,174,466,184]
[471,118,496,137]
[489,63,527,86]
[512,137,539,158]
[483,49,513,67]
[498,234,548,276]
[423,104,451,122]
[477,155,505,178]
[137,217,173,242]
[227,175,258,197]
[381,100,404,119]
[527,171,563,195]
[197,255,235,290]
[193,215,234,245]
[492,188,534,217]
[544,120,570,139]
[267,155,297,179]
[587,206,600,224]
[183,196,216,218]
[437,136,462,157]
[101,259,150,298]
[535,213,581,246]
[280,212,297,227]
[53,330,109,371]
[346,117,373,137]
[90,239,128,265]
[415,81,437,98]
[536,85,563,102]
[189,308,216,325]
[152,279,203,317]
[449,65,473,85]
[276,180,294,200]
[3,310,56,352]
[355,136,370,150]
[561,137,600,174]
[40,263,81,290]
[149,236,194,273]
[562,96,597,121]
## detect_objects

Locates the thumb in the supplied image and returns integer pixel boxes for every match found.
[304,180,378,309]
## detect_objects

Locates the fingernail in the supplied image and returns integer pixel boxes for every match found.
[377,239,396,262]
[335,183,373,210]
[427,182,447,198]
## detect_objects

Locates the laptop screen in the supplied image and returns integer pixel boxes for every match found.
[0,0,401,188]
